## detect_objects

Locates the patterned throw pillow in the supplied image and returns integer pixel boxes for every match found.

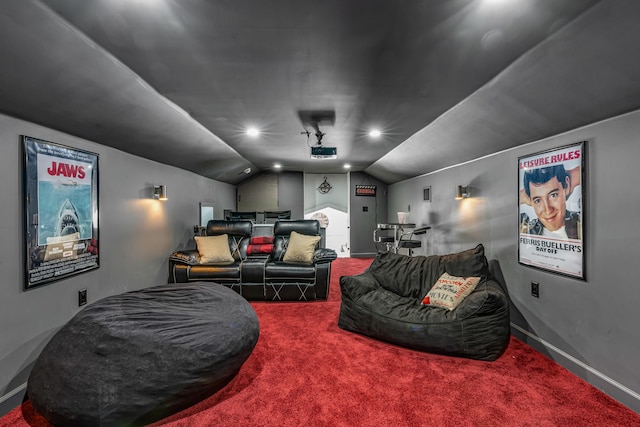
[283,231,321,264]
[195,234,235,264]
[421,273,481,311]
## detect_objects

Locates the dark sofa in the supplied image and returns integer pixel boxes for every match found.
[338,244,510,361]
[169,219,337,301]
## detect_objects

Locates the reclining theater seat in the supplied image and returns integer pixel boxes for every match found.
[169,220,252,289]
[265,219,337,301]
[169,219,338,301]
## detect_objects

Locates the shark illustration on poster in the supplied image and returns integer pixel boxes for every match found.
[55,199,80,237]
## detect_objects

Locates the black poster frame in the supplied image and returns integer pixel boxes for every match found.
[22,136,100,289]
[517,141,586,280]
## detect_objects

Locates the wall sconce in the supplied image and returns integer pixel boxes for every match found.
[455,185,469,200]
[153,185,168,200]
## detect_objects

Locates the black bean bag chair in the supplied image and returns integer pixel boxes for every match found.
[27,282,260,427]
[338,245,510,361]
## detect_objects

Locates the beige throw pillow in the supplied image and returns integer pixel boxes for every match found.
[283,231,321,264]
[421,273,481,311]
[195,235,235,264]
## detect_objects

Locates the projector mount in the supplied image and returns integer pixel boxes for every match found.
[301,122,325,146]
[297,110,337,159]
[298,110,335,147]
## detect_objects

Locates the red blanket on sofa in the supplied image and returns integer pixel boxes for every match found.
[247,236,274,256]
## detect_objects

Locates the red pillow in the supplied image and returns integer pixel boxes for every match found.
[250,236,274,245]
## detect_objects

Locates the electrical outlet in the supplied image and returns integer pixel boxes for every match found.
[531,282,539,298]
[78,289,87,306]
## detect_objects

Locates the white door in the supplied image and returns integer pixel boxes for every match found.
[303,174,350,257]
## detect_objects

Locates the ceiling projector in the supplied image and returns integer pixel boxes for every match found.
[310,146,337,159]
[299,109,337,159]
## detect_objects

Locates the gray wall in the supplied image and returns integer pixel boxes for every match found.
[0,113,236,414]
[304,173,349,213]
[349,172,388,257]
[387,109,640,413]
[236,171,304,219]
[277,172,304,220]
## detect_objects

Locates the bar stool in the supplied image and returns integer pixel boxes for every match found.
[373,228,395,252]
[397,226,431,256]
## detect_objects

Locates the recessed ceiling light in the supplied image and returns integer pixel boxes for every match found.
[246,127,260,137]
[343,163,351,169]
[274,163,282,169]
[369,129,381,138]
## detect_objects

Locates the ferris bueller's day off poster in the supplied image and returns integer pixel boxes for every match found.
[23,136,99,289]
[518,142,585,279]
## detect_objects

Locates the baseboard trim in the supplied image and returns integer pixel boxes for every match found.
[349,252,376,258]
[511,323,640,404]
[0,382,26,404]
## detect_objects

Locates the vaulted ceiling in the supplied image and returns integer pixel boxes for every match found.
[1,0,639,185]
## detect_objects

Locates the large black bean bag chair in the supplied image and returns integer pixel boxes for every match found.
[338,245,510,361]
[27,282,259,426]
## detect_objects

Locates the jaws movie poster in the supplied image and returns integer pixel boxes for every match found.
[23,136,99,289]
[518,141,585,280]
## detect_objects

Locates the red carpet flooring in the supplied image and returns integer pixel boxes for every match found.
[3,257,639,426]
